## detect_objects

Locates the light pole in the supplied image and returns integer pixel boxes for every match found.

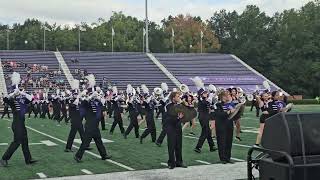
[78,26,86,53]
[42,25,49,51]
[145,0,149,53]
[6,25,12,50]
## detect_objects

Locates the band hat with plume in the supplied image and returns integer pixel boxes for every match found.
[161,82,168,92]
[126,84,134,95]
[71,79,80,90]
[208,84,217,92]
[11,72,21,89]
[191,76,205,90]
[86,74,96,88]
[141,84,149,94]
[112,86,118,95]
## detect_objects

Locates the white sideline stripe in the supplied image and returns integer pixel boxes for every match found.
[231,157,245,162]
[24,125,135,171]
[0,143,8,146]
[241,130,259,134]
[36,172,47,179]
[183,135,251,148]
[81,169,93,175]
[195,160,211,165]
[160,162,168,166]
[74,138,113,144]
[41,140,58,146]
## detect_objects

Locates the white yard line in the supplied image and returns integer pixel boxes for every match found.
[81,169,94,175]
[25,125,135,171]
[195,160,211,165]
[231,157,245,162]
[160,162,168,166]
[36,173,47,179]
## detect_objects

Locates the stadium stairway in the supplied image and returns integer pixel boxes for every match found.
[54,51,74,85]
[0,58,8,95]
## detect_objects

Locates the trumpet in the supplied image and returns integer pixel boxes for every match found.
[154,87,163,97]
[179,84,189,94]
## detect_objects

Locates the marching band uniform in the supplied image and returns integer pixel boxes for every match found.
[59,98,69,123]
[51,95,61,121]
[65,92,84,152]
[214,100,235,163]
[74,91,111,162]
[194,90,216,153]
[109,95,125,134]
[0,75,37,167]
[156,98,169,146]
[124,96,140,138]
[1,100,10,119]
[165,98,187,169]
[140,95,157,143]
[40,99,51,119]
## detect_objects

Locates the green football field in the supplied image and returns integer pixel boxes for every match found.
[0,105,319,180]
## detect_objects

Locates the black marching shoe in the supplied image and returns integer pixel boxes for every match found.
[123,134,127,139]
[26,160,38,165]
[176,163,187,168]
[74,156,82,163]
[226,160,235,164]
[0,159,8,167]
[194,148,201,153]
[101,154,112,160]
[139,137,143,144]
[168,165,175,169]
[210,146,217,152]
[220,160,227,164]
[64,149,73,152]
[236,136,242,141]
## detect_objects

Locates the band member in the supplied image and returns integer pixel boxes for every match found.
[250,91,260,117]
[0,72,37,167]
[65,80,85,152]
[51,90,61,121]
[181,93,197,135]
[165,91,187,169]
[1,97,11,119]
[40,98,51,119]
[74,74,111,162]
[59,92,69,124]
[109,87,125,135]
[255,92,270,146]
[124,85,140,139]
[96,87,106,131]
[214,90,235,164]
[155,90,170,146]
[140,85,157,144]
[228,88,242,141]
[28,91,40,118]
[194,89,217,153]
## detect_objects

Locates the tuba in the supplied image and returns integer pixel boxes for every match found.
[179,84,189,94]
[154,87,163,97]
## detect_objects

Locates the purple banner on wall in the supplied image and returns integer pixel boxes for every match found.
[177,75,264,85]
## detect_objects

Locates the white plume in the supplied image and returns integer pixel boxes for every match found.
[56,89,60,95]
[161,83,168,92]
[112,86,118,95]
[191,76,205,90]
[86,74,96,88]
[136,87,141,94]
[11,72,21,86]
[141,84,149,94]
[126,84,134,95]
[263,81,271,91]
[208,84,217,92]
[71,79,80,90]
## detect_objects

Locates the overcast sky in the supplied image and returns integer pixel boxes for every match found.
[0,0,312,26]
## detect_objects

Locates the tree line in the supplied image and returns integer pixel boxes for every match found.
[0,1,319,97]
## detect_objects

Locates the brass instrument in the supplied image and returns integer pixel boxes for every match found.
[179,84,190,94]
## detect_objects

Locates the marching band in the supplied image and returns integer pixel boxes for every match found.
[0,72,293,168]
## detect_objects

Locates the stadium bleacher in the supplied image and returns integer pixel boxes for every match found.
[0,51,67,93]
[61,52,176,90]
[154,53,275,92]
[0,51,279,94]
